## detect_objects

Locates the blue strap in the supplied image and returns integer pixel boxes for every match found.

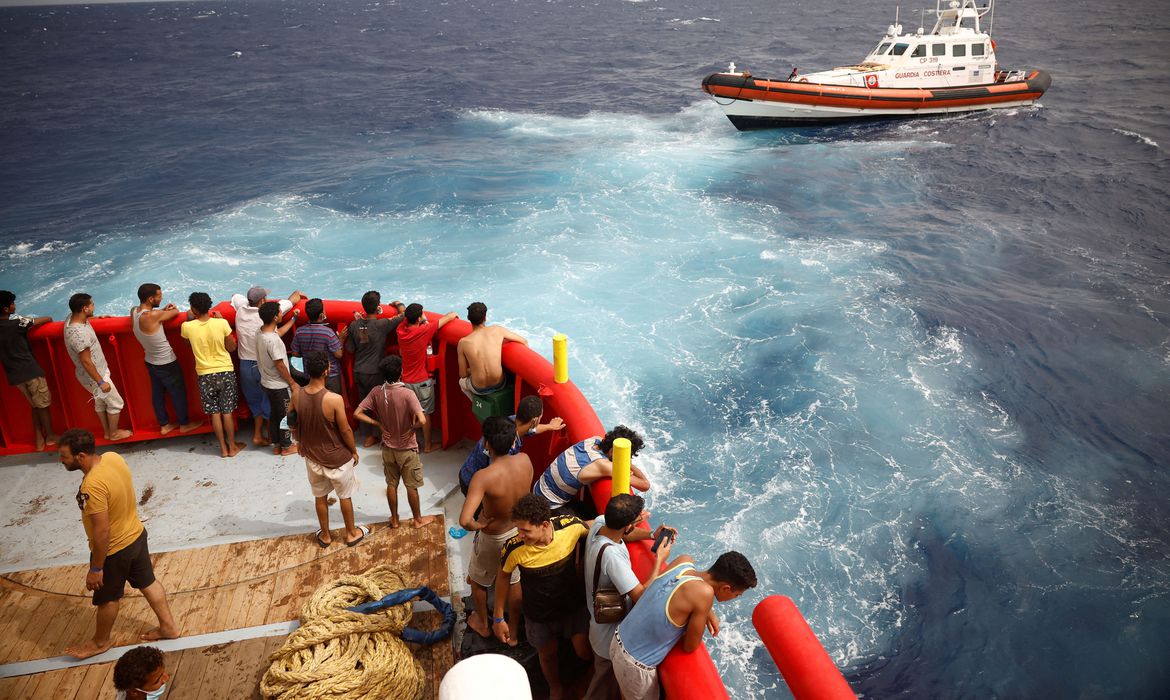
[347,586,456,645]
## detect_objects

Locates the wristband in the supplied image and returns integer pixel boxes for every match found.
[492,617,505,624]
[89,567,103,573]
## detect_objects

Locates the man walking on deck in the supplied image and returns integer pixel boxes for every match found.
[534,425,652,516]
[396,303,457,452]
[347,290,404,447]
[353,354,435,529]
[181,292,243,458]
[610,551,757,700]
[292,351,365,547]
[0,290,58,450]
[290,298,346,395]
[64,293,132,442]
[457,301,527,401]
[58,429,180,659]
[133,283,202,435]
[256,301,300,456]
[458,415,534,644]
[231,286,303,446]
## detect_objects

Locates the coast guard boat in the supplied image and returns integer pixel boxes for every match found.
[702,0,1050,129]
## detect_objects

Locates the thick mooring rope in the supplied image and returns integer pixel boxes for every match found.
[260,565,425,700]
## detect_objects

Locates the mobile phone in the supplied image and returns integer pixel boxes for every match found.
[651,527,675,553]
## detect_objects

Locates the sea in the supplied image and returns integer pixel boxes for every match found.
[2,0,1168,697]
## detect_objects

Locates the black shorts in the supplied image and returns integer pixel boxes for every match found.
[93,529,155,606]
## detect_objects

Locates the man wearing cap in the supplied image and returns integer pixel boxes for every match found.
[231,286,303,446]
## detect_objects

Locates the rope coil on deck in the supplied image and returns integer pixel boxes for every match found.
[260,565,425,700]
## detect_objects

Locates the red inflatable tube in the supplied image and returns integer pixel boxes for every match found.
[752,595,855,699]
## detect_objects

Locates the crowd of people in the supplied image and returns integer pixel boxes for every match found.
[0,285,758,699]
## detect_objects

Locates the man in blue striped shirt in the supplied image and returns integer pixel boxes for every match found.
[533,425,651,514]
[290,298,346,394]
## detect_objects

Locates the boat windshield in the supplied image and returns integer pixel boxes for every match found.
[891,42,910,55]
[874,42,892,55]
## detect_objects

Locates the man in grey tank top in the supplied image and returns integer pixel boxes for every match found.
[133,284,202,435]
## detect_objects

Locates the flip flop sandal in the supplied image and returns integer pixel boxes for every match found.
[315,529,331,548]
[346,524,371,547]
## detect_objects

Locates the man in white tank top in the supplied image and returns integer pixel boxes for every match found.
[133,284,202,435]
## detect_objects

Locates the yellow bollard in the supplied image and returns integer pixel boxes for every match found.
[611,437,631,496]
[553,333,569,384]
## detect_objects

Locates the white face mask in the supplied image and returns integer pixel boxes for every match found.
[138,682,166,700]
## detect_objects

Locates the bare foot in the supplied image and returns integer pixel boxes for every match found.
[64,639,113,659]
[35,436,45,451]
[466,611,491,638]
[140,625,181,642]
[279,445,299,456]
[413,515,436,529]
[253,437,272,447]
[389,516,400,529]
[363,435,378,448]
[109,429,133,441]
[45,434,59,446]
[160,423,178,435]
[179,420,204,433]
[229,441,246,456]
[424,443,441,454]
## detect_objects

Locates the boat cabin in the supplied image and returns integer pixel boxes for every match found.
[807,0,1003,88]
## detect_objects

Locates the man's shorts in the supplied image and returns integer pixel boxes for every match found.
[382,447,424,488]
[197,371,239,415]
[610,631,659,700]
[405,378,435,414]
[89,380,125,414]
[17,376,51,409]
[305,457,360,499]
[527,606,590,650]
[93,529,155,606]
[468,527,520,588]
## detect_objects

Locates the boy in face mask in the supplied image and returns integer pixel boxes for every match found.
[113,646,168,700]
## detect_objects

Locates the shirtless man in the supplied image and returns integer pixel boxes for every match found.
[132,284,202,435]
[456,301,528,401]
[458,415,533,643]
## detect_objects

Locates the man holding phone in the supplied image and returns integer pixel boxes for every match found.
[582,494,673,700]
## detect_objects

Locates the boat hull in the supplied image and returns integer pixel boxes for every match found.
[702,70,1051,129]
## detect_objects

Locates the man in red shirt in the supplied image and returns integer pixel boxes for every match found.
[395,303,457,452]
[354,355,436,530]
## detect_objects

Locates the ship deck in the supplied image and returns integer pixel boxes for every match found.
[0,432,474,699]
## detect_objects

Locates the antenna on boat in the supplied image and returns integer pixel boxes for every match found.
[918,8,925,34]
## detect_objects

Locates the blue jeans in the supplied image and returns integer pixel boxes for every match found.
[146,361,189,426]
[239,360,270,420]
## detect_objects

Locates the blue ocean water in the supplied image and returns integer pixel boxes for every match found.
[2,0,1169,697]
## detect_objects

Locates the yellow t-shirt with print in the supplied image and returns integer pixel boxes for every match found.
[78,452,144,556]
[180,317,234,375]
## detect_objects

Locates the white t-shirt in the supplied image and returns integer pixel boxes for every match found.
[583,516,640,659]
[231,294,291,361]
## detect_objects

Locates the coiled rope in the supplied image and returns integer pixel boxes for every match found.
[260,564,453,700]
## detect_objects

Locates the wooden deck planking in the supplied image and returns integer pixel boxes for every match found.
[0,517,452,697]
[1,612,452,700]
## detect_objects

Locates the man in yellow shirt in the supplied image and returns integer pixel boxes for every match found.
[181,292,244,458]
[58,429,180,659]
[493,494,593,700]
